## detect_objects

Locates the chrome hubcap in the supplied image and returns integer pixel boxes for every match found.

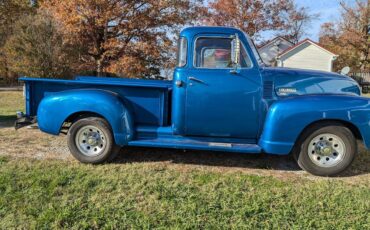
[308,133,346,168]
[75,125,106,157]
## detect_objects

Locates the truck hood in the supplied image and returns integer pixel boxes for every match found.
[260,67,361,97]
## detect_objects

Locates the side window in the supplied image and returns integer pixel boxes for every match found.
[194,37,252,69]
[195,38,231,68]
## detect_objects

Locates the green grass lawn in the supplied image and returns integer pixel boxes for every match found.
[0,91,24,122]
[0,92,369,229]
[0,157,369,229]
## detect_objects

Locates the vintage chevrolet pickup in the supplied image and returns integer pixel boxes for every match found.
[16,26,368,176]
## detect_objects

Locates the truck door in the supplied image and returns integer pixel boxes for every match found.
[184,35,262,139]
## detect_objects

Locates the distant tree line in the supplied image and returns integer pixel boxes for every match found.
[0,0,367,84]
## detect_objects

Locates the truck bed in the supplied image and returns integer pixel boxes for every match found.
[21,76,173,126]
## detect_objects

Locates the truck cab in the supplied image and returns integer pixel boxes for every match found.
[172,27,263,139]
[17,26,369,176]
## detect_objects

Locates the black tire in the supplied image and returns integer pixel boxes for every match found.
[293,123,356,176]
[67,117,120,164]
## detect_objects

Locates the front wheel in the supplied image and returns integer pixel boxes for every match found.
[67,117,120,164]
[293,123,357,176]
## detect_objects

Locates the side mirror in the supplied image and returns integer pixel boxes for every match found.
[230,34,241,74]
[340,66,350,75]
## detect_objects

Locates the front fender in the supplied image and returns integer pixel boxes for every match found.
[37,89,134,145]
[259,95,370,154]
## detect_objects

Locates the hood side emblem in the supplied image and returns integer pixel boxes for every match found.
[276,87,298,96]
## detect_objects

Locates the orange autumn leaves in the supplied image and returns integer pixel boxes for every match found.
[319,0,369,72]
[40,0,204,78]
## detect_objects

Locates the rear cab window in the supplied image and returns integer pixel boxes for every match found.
[177,37,187,67]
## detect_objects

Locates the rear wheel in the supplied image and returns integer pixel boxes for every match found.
[67,117,120,164]
[293,123,356,176]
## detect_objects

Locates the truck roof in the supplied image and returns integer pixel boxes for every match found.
[180,26,244,38]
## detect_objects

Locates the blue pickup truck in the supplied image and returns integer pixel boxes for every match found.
[16,26,368,176]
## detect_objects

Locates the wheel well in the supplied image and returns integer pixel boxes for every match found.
[297,119,362,142]
[60,112,106,134]
[290,119,362,157]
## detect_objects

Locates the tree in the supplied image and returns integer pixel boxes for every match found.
[319,0,369,72]
[205,0,315,43]
[0,0,35,46]
[0,0,35,84]
[4,13,78,78]
[41,0,204,78]
[276,1,318,44]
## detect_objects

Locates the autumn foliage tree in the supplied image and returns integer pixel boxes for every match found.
[0,0,35,84]
[4,12,78,78]
[41,0,204,78]
[319,0,369,72]
[276,1,318,44]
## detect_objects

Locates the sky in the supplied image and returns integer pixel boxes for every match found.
[289,0,357,42]
[254,0,358,42]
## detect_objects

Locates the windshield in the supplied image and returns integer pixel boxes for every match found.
[245,34,265,67]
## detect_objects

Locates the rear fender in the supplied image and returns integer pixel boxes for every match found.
[259,95,370,154]
[37,89,134,145]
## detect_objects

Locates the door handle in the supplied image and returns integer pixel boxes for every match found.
[189,76,206,84]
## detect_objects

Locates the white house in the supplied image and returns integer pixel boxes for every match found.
[258,38,338,72]
[258,37,294,66]
[276,39,338,72]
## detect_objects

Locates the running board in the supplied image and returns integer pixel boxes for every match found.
[128,137,261,153]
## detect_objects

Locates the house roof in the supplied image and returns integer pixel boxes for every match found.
[277,38,337,57]
[258,36,293,49]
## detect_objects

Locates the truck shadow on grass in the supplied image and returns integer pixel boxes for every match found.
[0,115,15,128]
[114,145,370,177]
[115,147,301,172]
